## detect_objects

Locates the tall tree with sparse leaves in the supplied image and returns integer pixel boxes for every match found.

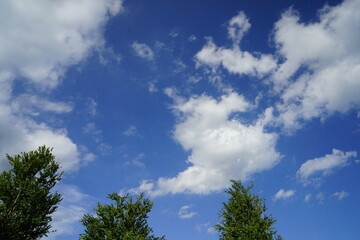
[214,180,283,240]
[0,146,63,239]
[80,192,165,240]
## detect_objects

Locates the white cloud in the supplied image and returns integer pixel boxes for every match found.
[272,0,360,130]
[178,205,197,219]
[333,191,349,200]
[0,0,122,172]
[195,12,277,78]
[0,0,123,88]
[132,91,280,196]
[297,149,357,185]
[46,184,94,240]
[132,42,155,61]
[227,11,251,43]
[0,99,79,172]
[194,1,360,132]
[273,189,296,201]
[79,145,97,164]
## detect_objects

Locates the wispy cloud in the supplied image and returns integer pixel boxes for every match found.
[316,192,325,204]
[125,153,146,168]
[132,42,154,61]
[86,98,98,117]
[304,194,312,203]
[195,222,215,234]
[123,125,141,137]
[297,149,357,186]
[333,191,349,200]
[188,35,197,42]
[148,81,159,92]
[178,205,197,219]
[83,122,103,143]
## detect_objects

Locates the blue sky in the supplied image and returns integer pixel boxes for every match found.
[1,0,360,239]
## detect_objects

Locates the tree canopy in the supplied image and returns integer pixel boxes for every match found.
[214,180,283,240]
[0,146,63,239]
[80,192,165,240]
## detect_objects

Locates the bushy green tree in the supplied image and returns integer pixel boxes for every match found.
[80,192,165,240]
[214,180,283,240]
[0,146,63,239]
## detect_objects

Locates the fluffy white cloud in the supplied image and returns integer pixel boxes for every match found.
[133,91,280,196]
[272,0,360,130]
[132,42,155,61]
[297,149,357,185]
[195,12,277,77]
[333,191,349,200]
[178,205,197,219]
[0,0,122,171]
[273,189,296,201]
[0,0,122,88]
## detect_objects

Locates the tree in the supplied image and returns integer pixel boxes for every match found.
[0,146,63,239]
[79,192,165,240]
[214,180,283,240]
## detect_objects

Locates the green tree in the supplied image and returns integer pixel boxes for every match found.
[0,146,63,239]
[214,180,283,240]
[80,192,165,240]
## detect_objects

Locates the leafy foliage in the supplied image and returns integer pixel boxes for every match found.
[0,146,63,239]
[80,192,165,240]
[214,180,283,240]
